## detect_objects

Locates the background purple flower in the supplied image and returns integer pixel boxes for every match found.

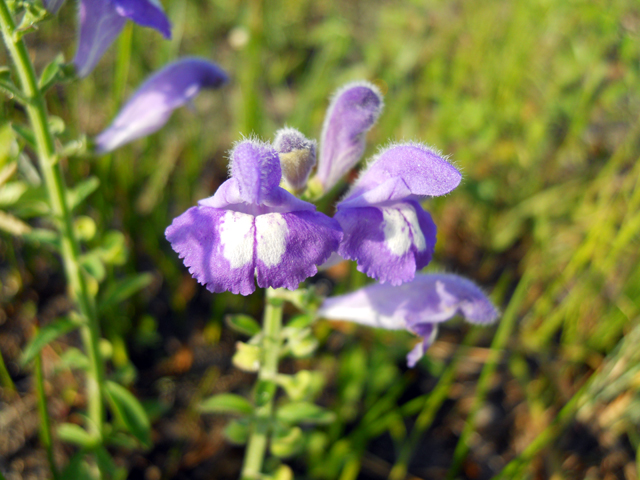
[318,273,499,367]
[42,0,65,14]
[166,140,342,296]
[74,0,172,78]
[95,58,228,153]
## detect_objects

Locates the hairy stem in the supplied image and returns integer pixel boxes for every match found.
[241,288,284,479]
[0,0,105,441]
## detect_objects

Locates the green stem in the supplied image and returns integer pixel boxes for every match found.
[241,288,284,480]
[0,349,16,395]
[35,352,59,480]
[0,0,105,441]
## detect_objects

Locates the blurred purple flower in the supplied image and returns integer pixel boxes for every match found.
[318,273,499,367]
[315,81,383,192]
[165,139,342,296]
[74,0,172,78]
[334,143,461,285]
[95,58,228,153]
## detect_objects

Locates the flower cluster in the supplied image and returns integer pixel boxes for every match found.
[165,82,462,295]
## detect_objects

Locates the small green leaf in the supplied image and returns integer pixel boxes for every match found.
[0,181,28,207]
[232,341,261,372]
[10,123,36,149]
[276,402,336,426]
[98,273,153,313]
[0,210,31,236]
[57,423,100,449]
[80,253,106,282]
[95,231,127,265]
[271,425,304,458]
[61,452,100,480]
[225,314,261,336]
[199,393,253,416]
[104,380,151,447]
[67,176,99,211]
[287,313,315,330]
[223,418,250,445]
[38,54,64,93]
[20,316,81,365]
[55,347,90,372]
[21,228,59,248]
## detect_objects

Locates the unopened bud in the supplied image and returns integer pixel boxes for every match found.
[274,128,317,192]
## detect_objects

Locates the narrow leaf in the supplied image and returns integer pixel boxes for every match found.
[10,123,36,149]
[104,380,151,447]
[57,423,100,448]
[98,273,153,312]
[199,393,254,416]
[276,402,336,425]
[20,317,80,365]
[0,181,28,207]
[225,314,261,337]
[0,210,31,236]
[67,176,99,211]
[38,54,64,93]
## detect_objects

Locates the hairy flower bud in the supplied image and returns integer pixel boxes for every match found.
[274,128,317,192]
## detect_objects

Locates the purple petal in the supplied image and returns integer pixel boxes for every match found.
[165,206,256,296]
[255,211,342,290]
[406,324,437,368]
[74,0,127,78]
[335,200,436,285]
[43,0,65,14]
[112,0,171,39]
[318,273,499,367]
[230,140,282,205]
[199,179,316,215]
[95,58,228,152]
[341,143,462,207]
[316,82,383,191]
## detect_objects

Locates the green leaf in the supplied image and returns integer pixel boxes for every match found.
[55,347,90,372]
[104,380,151,447]
[57,423,100,449]
[0,181,28,207]
[276,402,336,425]
[225,314,261,336]
[198,393,253,416]
[223,418,250,445]
[271,425,304,458]
[60,452,99,480]
[98,273,153,312]
[20,317,81,365]
[10,123,36,149]
[80,253,106,282]
[21,228,59,248]
[0,70,27,105]
[0,210,31,236]
[67,176,99,211]
[38,54,64,93]
[94,231,127,265]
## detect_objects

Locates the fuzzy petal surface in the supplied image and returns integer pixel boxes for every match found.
[112,0,171,38]
[342,143,462,206]
[335,200,436,285]
[165,206,256,295]
[230,140,282,205]
[255,211,343,290]
[317,82,383,191]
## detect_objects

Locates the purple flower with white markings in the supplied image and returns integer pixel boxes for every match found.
[74,0,172,78]
[165,139,342,296]
[334,143,461,285]
[318,274,499,367]
[95,58,228,153]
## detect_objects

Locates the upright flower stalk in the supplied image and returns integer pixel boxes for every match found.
[241,288,284,480]
[0,0,105,441]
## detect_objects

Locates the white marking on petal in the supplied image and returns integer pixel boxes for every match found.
[219,210,254,268]
[381,204,425,255]
[255,213,288,267]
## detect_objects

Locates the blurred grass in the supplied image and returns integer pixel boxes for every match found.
[3,0,640,478]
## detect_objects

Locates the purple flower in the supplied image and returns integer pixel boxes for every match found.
[318,274,499,367]
[74,0,172,78]
[334,143,461,285]
[165,139,343,296]
[315,81,384,192]
[95,58,228,153]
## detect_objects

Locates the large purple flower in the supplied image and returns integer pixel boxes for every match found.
[74,0,172,78]
[165,140,342,296]
[95,58,228,152]
[333,143,461,285]
[318,274,499,367]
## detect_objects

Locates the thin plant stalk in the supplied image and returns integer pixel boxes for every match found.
[241,288,284,480]
[0,0,106,441]
[35,352,59,480]
[0,349,16,395]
